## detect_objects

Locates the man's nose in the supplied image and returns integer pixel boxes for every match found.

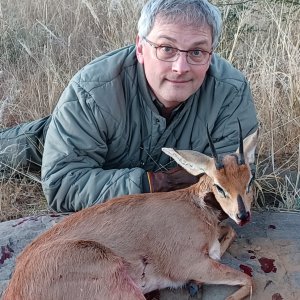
[171,52,191,74]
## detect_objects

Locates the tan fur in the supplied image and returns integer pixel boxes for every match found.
[2,131,258,300]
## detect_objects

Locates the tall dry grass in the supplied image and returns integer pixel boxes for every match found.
[0,0,299,220]
[218,0,300,209]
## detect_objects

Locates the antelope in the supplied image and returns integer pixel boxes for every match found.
[2,124,258,300]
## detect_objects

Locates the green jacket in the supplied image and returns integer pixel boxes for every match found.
[42,45,258,212]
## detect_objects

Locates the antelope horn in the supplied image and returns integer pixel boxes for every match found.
[206,125,224,170]
[238,119,245,165]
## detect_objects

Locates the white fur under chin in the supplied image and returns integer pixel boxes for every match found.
[209,238,221,261]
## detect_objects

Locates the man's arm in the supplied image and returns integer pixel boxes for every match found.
[207,79,258,156]
[41,82,146,212]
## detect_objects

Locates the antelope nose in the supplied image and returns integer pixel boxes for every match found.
[237,211,250,221]
[237,195,249,222]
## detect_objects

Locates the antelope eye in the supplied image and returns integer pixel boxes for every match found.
[214,184,226,198]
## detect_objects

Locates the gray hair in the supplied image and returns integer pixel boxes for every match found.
[138,0,222,49]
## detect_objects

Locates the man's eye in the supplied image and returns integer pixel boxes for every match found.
[161,46,175,53]
[190,49,203,57]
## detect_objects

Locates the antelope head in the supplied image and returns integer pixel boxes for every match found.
[162,123,258,226]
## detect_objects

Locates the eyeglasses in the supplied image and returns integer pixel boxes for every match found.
[143,37,212,65]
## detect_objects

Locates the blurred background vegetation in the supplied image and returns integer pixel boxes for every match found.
[0,0,299,221]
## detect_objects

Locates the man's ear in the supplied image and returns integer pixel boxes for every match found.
[136,35,144,64]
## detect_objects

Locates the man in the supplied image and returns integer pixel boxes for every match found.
[0,0,258,212]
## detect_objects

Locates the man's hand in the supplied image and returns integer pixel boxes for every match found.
[147,166,199,193]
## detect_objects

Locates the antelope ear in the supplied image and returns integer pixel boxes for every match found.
[162,148,213,176]
[236,129,259,164]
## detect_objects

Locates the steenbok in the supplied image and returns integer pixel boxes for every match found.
[3,124,258,300]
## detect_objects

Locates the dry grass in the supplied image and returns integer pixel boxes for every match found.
[217,0,300,210]
[0,172,51,222]
[0,0,299,221]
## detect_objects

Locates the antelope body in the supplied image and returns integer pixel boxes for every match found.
[2,128,258,300]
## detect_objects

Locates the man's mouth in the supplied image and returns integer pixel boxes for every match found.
[166,78,191,84]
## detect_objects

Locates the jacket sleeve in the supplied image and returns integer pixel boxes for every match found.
[207,79,258,156]
[41,81,146,212]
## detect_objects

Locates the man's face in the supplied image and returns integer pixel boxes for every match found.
[136,18,213,109]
